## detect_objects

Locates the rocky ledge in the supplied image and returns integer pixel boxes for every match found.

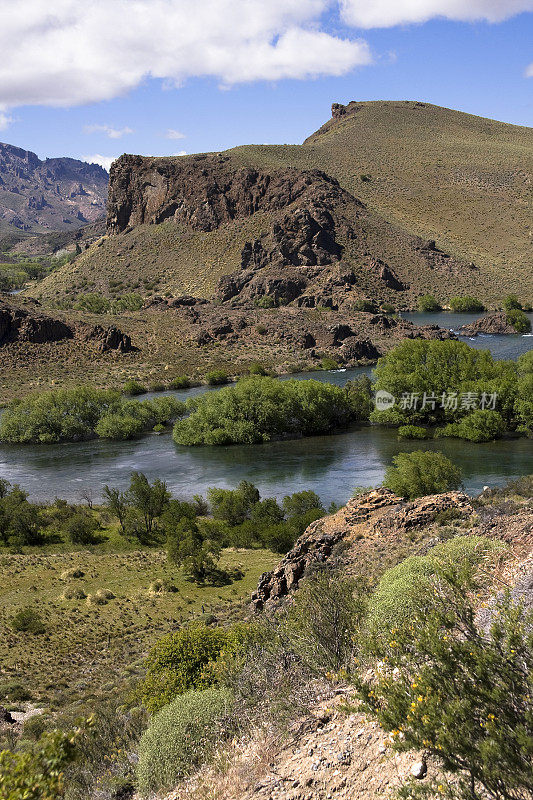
[251,489,473,611]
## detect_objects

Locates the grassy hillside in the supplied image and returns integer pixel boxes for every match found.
[229,101,533,295]
[32,101,532,306]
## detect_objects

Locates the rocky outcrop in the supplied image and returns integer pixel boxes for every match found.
[460,312,516,336]
[79,324,135,353]
[0,300,73,345]
[108,156,348,235]
[0,298,135,353]
[251,489,473,611]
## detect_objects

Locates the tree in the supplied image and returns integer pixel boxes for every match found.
[126,472,171,538]
[102,485,128,534]
[506,308,531,334]
[282,490,324,519]
[0,483,42,547]
[355,565,533,800]
[383,451,462,499]
[208,481,260,526]
[63,512,99,545]
[448,296,485,312]
[503,294,522,311]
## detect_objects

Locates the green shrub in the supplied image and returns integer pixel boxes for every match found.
[503,294,522,311]
[438,409,507,442]
[122,379,146,396]
[63,512,99,544]
[506,308,532,333]
[356,566,532,800]
[365,536,503,641]
[418,294,442,312]
[321,356,339,370]
[284,571,366,673]
[169,376,191,390]
[94,412,146,440]
[380,303,395,314]
[206,369,229,386]
[383,451,462,499]
[137,688,233,796]
[248,362,269,376]
[138,623,252,713]
[448,295,485,312]
[173,377,353,446]
[354,298,379,313]
[148,382,165,392]
[0,730,77,800]
[370,339,518,428]
[397,425,429,439]
[74,293,111,314]
[344,376,373,421]
[11,607,46,635]
[254,295,276,308]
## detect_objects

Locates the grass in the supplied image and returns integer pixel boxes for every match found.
[0,543,277,711]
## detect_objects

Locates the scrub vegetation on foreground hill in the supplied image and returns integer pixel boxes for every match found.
[1,474,531,800]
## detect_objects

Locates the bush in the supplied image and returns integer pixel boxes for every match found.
[0,730,78,800]
[173,377,353,446]
[63,512,99,544]
[418,294,442,312]
[205,370,229,386]
[11,607,46,635]
[137,687,233,796]
[321,356,339,370]
[248,362,269,376]
[138,624,251,713]
[284,571,366,673]
[503,294,522,311]
[148,382,165,392]
[506,308,532,333]
[356,566,533,800]
[438,409,507,442]
[370,339,518,429]
[383,451,462,499]
[448,295,485,312]
[354,298,379,313]
[397,425,429,439]
[122,379,146,396]
[365,536,503,642]
[169,376,191,390]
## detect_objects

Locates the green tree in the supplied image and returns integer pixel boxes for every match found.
[383,451,462,499]
[0,730,78,800]
[208,481,260,526]
[448,296,485,312]
[126,472,171,538]
[102,485,128,534]
[506,308,531,333]
[503,294,522,311]
[282,490,324,519]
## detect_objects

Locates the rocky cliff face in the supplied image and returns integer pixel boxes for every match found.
[107,153,474,311]
[0,143,108,233]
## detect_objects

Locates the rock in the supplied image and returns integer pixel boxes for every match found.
[460,312,516,336]
[0,706,15,725]
[410,760,427,779]
[80,324,134,353]
[0,299,73,346]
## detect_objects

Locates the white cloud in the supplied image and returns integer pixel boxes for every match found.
[340,0,533,28]
[0,1,371,112]
[172,150,188,156]
[82,154,117,172]
[0,109,13,131]
[526,62,533,77]
[166,129,186,139]
[84,123,133,138]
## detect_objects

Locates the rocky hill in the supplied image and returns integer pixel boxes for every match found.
[0,143,108,235]
[34,101,532,307]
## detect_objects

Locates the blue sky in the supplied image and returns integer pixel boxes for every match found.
[0,1,531,168]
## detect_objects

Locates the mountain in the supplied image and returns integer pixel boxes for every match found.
[33,101,533,307]
[0,143,108,235]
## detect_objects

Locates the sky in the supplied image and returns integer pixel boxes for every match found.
[0,0,531,170]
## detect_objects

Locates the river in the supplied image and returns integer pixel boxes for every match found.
[0,312,531,505]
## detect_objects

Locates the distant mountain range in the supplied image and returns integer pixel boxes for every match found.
[0,143,108,236]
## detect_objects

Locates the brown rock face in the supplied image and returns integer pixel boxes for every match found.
[460,312,516,336]
[0,300,73,345]
[251,488,473,611]
[108,155,345,235]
